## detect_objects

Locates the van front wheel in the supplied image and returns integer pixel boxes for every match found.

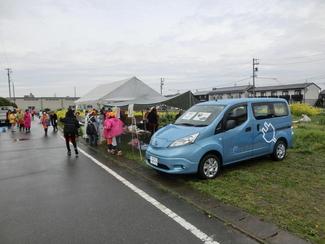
[272,140,287,161]
[198,154,221,179]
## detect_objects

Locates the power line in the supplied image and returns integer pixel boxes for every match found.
[256,76,277,80]
[301,74,325,80]
[261,52,325,62]
[191,77,252,92]
[234,77,252,83]
[261,57,325,66]
[284,74,325,83]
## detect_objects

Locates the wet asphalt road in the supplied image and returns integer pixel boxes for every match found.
[0,120,257,244]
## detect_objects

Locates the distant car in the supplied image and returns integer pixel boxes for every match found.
[157,104,167,111]
[0,106,14,125]
[146,98,293,179]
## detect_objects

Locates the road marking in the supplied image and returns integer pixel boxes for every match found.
[77,146,219,244]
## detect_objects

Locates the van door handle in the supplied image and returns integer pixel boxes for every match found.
[257,124,260,131]
[245,127,251,132]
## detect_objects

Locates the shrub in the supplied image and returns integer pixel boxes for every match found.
[315,98,323,108]
[56,109,85,120]
[56,109,67,120]
[319,118,325,125]
[0,97,17,107]
[290,103,321,117]
[159,112,177,127]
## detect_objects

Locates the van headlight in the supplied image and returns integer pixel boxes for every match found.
[169,133,199,147]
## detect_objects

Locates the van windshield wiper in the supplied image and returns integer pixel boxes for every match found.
[175,123,207,127]
[175,123,195,126]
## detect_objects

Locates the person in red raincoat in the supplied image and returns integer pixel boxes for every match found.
[24,109,32,133]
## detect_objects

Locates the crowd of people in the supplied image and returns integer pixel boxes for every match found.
[6,109,34,133]
[83,106,166,156]
[4,108,60,136]
[4,106,172,158]
[84,108,125,156]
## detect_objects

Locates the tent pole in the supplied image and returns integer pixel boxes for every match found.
[134,116,142,160]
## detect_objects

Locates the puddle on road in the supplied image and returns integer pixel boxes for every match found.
[13,138,31,142]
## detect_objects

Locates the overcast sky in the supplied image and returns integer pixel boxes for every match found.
[0,0,325,97]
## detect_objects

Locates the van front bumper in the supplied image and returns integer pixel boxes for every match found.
[145,145,200,174]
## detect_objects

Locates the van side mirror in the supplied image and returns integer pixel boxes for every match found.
[215,121,223,134]
[225,119,236,130]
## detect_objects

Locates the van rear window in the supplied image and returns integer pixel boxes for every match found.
[252,102,288,120]
[253,104,271,119]
[273,102,289,117]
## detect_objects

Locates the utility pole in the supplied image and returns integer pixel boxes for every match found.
[160,78,165,95]
[5,68,12,100]
[252,58,259,97]
[74,86,77,98]
[304,79,307,103]
[12,81,16,102]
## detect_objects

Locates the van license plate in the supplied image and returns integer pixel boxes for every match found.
[150,156,158,166]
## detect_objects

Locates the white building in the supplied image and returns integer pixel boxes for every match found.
[208,85,253,100]
[11,94,79,111]
[253,83,321,105]
[194,82,321,105]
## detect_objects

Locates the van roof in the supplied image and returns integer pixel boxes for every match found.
[199,98,288,106]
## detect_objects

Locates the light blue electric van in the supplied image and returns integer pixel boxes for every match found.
[145,98,293,179]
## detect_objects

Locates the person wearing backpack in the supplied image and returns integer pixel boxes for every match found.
[50,111,58,132]
[60,109,80,156]
[86,113,99,146]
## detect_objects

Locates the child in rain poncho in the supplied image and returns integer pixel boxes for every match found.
[103,112,124,155]
[41,112,50,136]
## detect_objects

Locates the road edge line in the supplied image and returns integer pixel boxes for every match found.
[67,138,220,244]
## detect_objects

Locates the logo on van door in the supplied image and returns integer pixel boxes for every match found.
[261,121,276,143]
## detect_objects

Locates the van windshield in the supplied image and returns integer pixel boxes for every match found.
[174,104,225,127]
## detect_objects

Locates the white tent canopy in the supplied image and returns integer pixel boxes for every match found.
[75,76,165,107]
[75,76,198,110]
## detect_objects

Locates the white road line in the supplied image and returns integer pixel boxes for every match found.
[76,145,219,244]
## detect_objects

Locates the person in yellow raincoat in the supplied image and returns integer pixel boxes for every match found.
[8,111,17,132]
[16,109,25,132]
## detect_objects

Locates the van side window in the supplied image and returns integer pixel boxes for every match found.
[253,102,288,120]
[273,102,289,117]
[226,105,247,127]
[252,103,273,120]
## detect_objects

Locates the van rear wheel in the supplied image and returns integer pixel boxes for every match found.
[272,140,287,161]
[198,154,221,179]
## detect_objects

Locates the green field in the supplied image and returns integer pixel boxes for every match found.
[187,116,325,243]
